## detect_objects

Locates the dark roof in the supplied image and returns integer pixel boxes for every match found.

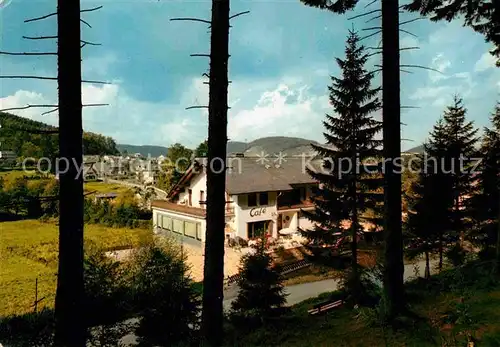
[152,200,206,217]
[95,193,118,198]
[169,156,320,197]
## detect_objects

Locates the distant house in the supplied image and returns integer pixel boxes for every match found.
[0,150,17,166]
[94,192,118,202]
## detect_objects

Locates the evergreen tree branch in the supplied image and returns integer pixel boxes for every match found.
[80,40,101,46]
[400,17,426,26]
[400,29,418,37]
[23,35,58,40]
[41,108,58,115]
[0,103,108,113]
[365,11,404,23]
[186,106,209,110]
[25,12,58,23]
[25,7,102,23]
[229,10,250,20]
[400,64,443,73]
[360,30,381,41]
[80,5,103,13]
[0,51,57,56]
[347,9,381,21]
[80,19,92,28]
[0,76,112,84]
[170,18,211,24]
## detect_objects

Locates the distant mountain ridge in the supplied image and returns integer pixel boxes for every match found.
[116,144,169,157]
[119,136,319,158]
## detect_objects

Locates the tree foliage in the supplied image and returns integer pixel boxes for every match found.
[0,112,120,160]
[130,240,200,346]
[156,143,193,192]
[195,139,209,157]
[301,30,383,300]
[230,238,287,328]
[404,0,500,66]
[470,103,500,262]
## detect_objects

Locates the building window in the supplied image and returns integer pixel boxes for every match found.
[172,219,184,234]
[196,223,202,240]
[184,221,197,239]
[247,220,269,239]
[188,189,192,206]
[259,192,268,206]
[299,187,306,201]
[247,193,257,207]
[162,215,172,231]
[200,190,205,208]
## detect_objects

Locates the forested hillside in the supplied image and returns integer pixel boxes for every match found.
[0,112,120,158]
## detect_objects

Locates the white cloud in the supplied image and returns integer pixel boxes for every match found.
[429,53,451,83]
[82,53,119,77]
[0,74,331,147]
[474,52,497,72]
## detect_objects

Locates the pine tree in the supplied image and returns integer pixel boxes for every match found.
[441,96,479,247]
[230,236,287,327]
[424,97,479,268]
[297,0,405,318]
[302,30,382,300]
[404,155,450,278]
[472,103,500,266]
[424,119,455,270]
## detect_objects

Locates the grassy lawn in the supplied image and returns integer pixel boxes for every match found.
[83,181,133,197]
[225,276,500,346]
[0,219,152,317]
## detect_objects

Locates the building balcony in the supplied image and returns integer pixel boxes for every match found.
[277,199,314,211]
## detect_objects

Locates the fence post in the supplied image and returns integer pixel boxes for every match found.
[34,277,38,313]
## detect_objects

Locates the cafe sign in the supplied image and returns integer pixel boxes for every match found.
[249,207,268,218]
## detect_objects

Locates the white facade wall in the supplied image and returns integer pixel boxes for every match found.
[178,173,207,208]
[234,192,278,239]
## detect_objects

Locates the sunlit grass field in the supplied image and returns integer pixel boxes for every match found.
[0,219,151,317]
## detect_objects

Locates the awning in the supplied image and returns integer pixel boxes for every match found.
[278,227,296,235]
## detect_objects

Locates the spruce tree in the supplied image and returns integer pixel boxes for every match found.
[297,0,405,317]
[424,97,479,268]
[441,96,479,246]
[472,103,500,266]
[230,236,287,327]
[302,30,382,300]
[404,154,450,277]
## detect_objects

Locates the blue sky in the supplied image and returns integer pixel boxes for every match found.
[0,0,499,151]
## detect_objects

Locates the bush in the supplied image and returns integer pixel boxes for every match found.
[129,238,201,346]
[446,243,467,267]
[230,239,287,329]
[83,244,132,326]
[0,309,54,347]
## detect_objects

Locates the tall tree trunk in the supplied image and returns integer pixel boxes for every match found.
[424,251,430,279]
[496,194,500,273]
[438,231,443,271]
[381,0,405,319]
[350,151,359,290]
[54,0,85,345]
[201,0,230,345]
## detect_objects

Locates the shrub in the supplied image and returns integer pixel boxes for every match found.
[128,238,201,346]
[230,238,287,329]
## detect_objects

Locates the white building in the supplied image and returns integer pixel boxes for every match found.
[151,156,321,244]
